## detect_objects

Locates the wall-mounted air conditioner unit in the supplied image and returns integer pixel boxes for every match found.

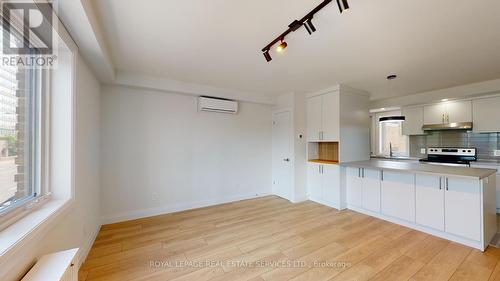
[198,96,238,114]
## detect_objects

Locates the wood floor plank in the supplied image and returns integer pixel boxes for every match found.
[79,196,500,281]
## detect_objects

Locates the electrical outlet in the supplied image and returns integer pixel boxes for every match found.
[420,148,427,154]
[494,150,500,157]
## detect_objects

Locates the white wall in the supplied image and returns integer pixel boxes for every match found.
[100,85,272,223]
[0,55,101,281]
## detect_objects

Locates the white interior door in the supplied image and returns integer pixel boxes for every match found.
[272,110,292,200]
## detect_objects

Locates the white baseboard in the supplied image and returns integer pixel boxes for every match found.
[77,224,101,267]
[101,192,272,225]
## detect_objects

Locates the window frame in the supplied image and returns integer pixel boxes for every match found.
[0,20,50,231]
[371,110,410,158]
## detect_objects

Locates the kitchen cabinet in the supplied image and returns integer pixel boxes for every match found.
[307,96,323,142]
[471,163,500,210]
[306,92,339,141]
[444,177,481,241]
[473,96,500,133]
[361,169,381,212]
[307,163,323,199]
[346,167,362,207]
[307,163,340,207]
[402,106,424,135]
[416,174,445,231]
[381,171,415,222]
[323,164,340,206]
[423,100,472,124]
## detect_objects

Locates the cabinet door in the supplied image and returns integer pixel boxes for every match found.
[424,103,446,124]
[362,169,381,212]
[416,174,444,231]
[323,165,340,206]
[473,97,500,133]
[446,100,472,123]
[307,163,323,199]
[444,177,481,241]
[381,171,415,222]
[346,167,362,207]
[402,106,424,135]
[321,92,340,141]
[307,96,322,141]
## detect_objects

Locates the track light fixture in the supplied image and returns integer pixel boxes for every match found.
[304,19,316,35]
[276,40,288,52]
[336,0,350,13]
[263,50,272,62]
[261,0,350,62]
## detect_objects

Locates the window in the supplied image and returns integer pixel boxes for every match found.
[0,24,44,224]
[372,110,409,158]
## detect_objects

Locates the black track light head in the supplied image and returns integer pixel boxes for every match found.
[336,0,350,13]
[263,50,272,62]
[304,19,316,35]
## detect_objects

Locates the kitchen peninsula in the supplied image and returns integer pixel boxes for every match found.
[341,159,497,251]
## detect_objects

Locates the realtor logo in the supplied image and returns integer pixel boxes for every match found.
[2,1,53,55]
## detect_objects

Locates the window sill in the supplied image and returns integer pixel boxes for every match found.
[0,199,73,263]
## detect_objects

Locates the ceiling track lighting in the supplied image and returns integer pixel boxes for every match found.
[261,0,350,62]
[336,0,350,13]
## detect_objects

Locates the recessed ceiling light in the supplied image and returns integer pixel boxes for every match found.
[441,99,449,102]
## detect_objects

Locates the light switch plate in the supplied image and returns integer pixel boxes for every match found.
[494,150,500,157]
[420,148,427,154]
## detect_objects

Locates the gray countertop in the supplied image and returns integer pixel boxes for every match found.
[340,159,497,179]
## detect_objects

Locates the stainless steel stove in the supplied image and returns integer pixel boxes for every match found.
[419,147,477,167]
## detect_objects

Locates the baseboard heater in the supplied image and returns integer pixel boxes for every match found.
[21,248,79,281]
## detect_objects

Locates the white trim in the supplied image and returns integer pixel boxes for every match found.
[76,224,100,267]
[101,192,272,225]
[0,199,73,262]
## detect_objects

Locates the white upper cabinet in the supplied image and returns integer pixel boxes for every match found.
[423,103,448,124]
[423,101,472,125]
[473,96,500,133]
[402,106,424,135]
[321,92,340,141]
[446,100,472,123]
[307,96,323,142]
[306,92,339,142]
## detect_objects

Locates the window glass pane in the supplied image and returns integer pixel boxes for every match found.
[379,121,409,157]
[0,26,39,213]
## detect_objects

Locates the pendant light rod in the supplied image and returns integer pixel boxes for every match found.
[261,0,333,53]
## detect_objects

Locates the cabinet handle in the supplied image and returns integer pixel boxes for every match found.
[362,168,365,178]
[447,114,450,123]
[358,168,361,178]
[442,114,445,123]
[381,171,384,181]
[439,177,442,190]
[445,178,449,191]
[319,165,321,174]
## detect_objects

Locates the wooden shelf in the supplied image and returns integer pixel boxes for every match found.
[308,159,339,165]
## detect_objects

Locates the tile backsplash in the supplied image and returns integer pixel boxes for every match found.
[409,131,500,160]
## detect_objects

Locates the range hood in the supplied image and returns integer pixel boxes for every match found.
[422,122,473,131]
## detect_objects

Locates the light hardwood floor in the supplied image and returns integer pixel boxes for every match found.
[80,196,500,281]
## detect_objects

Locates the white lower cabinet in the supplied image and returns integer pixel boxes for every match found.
[361,169,381,212]
[444,177,481,241]
[307,163,340,207]
[323,165,340,206]
[381,171,415,222]
[415,175,481,241]
[346,167,362,207]
[416,174,445,231]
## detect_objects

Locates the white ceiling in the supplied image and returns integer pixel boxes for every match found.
[89,0,500,100]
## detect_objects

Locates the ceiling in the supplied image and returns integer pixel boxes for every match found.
[89,0,500,100]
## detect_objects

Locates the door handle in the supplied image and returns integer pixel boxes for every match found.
[283,158,290,162]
